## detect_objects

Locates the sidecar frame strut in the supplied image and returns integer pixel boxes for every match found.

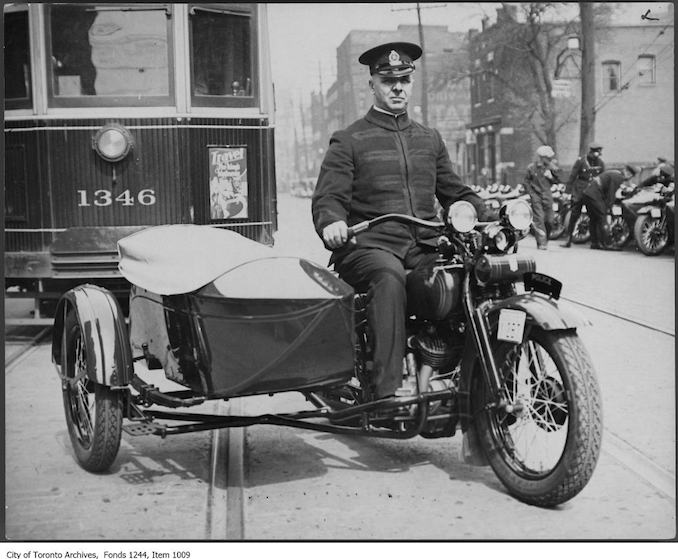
[124,389,456,439]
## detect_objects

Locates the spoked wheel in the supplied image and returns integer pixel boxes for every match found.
[473,327,602,507]
[607,216,631,249]
[571,214,591,244]
[634,214,668,255]
[62,311,123,472]
[548,208,567,239]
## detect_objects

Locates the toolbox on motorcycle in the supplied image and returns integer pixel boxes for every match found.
[118,225,356,398]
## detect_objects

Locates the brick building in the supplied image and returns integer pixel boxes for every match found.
[467,4,674,186]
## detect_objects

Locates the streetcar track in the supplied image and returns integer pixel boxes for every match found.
[603,430,676,501]
[206,399,245,540]
[562,296,675,337]
[4,326,52,370]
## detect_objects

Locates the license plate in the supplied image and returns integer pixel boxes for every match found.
[650,208,661,218]
[497,309,526,343]
[612,206,622,216]
[552,202,559,211]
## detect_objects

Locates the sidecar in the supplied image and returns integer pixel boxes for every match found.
[51,225,356,470]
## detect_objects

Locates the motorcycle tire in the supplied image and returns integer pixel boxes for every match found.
[634,214,668,256]
[61,311,123,472]
[473,327,602,507]
[607,216,631,249]
[548,211,567,240]
[571,214,591,244]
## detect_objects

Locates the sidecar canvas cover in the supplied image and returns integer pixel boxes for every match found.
[118,225,355,398]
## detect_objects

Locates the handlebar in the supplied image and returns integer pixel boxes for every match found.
[347,213,445,238]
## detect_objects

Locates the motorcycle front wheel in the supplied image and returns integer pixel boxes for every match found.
[473,327,602,507]
[634,214,668,255]
[61,311,123,472]
[571,214,591,244]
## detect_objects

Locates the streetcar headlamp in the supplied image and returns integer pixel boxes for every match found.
[447,201,478,233]
[92,123,133,162]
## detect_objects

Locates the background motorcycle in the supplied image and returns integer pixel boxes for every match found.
[632,183,675,255]
[51,199,602,508]
[548,183,568,239]
[606,183,638,249]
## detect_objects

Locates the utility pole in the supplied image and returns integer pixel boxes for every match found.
[416,3,428,126]
[579,2,596,154]
[391,3,446,127]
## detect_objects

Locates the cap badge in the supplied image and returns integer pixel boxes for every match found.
[388,50,401,65]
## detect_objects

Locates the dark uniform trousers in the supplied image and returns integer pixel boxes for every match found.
[565,155,605,239]
[527,186,554,247]
[334,245,438,399]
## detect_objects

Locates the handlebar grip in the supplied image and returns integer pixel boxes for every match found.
[347,220,369,238]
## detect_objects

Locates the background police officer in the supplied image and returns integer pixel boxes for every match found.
[561,143,605,247]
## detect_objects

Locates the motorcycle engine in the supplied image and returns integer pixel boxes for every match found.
[411,328,462,370]
[406,266,462,320]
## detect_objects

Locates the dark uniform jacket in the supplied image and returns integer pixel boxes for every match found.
[566,154,605,200]
[312,107,483,261]
[583,169,626,212]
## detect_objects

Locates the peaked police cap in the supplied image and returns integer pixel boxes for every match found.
[358,42,422,76]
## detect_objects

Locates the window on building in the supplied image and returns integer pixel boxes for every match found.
[638,54,656,84]
[602,60,621,92]
[485,63,495,102]
[4,8,32,110]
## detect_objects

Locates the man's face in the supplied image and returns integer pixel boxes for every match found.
[370,73,413,113]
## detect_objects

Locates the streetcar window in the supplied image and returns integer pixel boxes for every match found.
[190,4,256,107]
[4,10,32,110]
[46,4,173,107]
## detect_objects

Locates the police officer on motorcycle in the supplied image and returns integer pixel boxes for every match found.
[561,143,605,247]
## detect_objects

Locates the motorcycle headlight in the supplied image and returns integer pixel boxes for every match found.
[447,201,478,233]
[494,229,510,252]
[504,199,533,230]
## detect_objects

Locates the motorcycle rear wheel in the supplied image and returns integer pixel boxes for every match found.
[548,210,567,239]
[634,214,668,255]
[474,327,602,507]
[62,311,123,472]
[571,214,591,244]
[607,216,631,249]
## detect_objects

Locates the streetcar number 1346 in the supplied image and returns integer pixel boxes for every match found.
[77,189,157,207]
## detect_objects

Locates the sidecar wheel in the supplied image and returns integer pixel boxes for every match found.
[473,328,602,507]
[634,215,668,255]
[571,214,590,244]
[61,312,123,472]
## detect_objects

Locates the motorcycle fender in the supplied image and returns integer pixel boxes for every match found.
[52,285,133,387]
[484,292,592,331]
[636,205,658,216]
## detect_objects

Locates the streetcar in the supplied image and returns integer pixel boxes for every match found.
[4,2,278,324]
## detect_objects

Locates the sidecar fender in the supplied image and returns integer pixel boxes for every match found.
[52,285,133,387]
[484,292,592,331]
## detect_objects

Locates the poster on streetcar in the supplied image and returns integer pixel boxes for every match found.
[208,145,249,220]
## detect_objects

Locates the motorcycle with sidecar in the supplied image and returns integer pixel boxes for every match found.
[52,199,603,507]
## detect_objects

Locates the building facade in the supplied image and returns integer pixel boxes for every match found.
[467,4,674,185]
